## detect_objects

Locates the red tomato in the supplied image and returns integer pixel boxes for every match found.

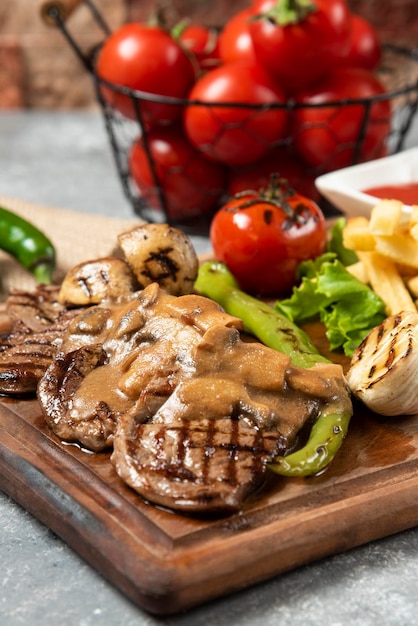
[228,148,320,202]
[96,23,196,124]
[210,178,327,296]
[184,62,288,166]
[337,14,382,71]
[293,66,391,171]
[178,23,221,71]
[218,8,256,65]
[249,0,352,95]
[129,127,227,221]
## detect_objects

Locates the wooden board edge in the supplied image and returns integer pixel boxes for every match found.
[2,402,418,615]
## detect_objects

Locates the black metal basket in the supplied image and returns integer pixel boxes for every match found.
[43,0,418,234]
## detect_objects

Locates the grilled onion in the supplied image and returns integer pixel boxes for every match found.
[346,310,418,416]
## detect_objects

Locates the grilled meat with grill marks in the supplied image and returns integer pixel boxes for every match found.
[0,286,83,395]
[38,282,349,514]
[5,285,63,331]
[39,344,116,451]
[38,284,240,452]
[115,413,284,513]
[113,323,349,513]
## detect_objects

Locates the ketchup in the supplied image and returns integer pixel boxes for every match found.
[363,182,418,205]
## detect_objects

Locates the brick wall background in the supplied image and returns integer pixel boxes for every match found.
[1,0,417,109]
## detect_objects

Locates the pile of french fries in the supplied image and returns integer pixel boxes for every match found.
[343,199,418,316]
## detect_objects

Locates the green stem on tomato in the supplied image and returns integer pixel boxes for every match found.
[194,261,352,477]
[253,0,317,26]
[170,17,191,40]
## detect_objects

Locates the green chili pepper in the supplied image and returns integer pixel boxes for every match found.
[195,261,328,369]
[0,206,56,284]
[268,407,351,477]
[194,261,352,477]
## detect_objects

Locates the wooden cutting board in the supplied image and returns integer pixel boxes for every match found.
[1,322,418,615]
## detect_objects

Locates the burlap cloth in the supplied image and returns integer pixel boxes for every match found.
[0,194,143,298]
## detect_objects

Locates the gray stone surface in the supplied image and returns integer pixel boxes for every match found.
[1,110,418,626]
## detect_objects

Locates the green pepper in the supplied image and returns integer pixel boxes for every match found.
[268,407,351,477]
[0,206,56,284]
[195,261,328,369]
[194,261,352,477]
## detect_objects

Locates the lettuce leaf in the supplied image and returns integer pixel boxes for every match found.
[326,217,358,266]
[275,253,386,357]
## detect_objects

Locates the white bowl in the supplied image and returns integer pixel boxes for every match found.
[315,148,418,217]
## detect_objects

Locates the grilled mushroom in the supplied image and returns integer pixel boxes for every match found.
[118,223,199,295]
[58,256,137,306]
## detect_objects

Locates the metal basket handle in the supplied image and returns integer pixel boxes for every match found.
[39,0,84,26]
[39,0,110,71]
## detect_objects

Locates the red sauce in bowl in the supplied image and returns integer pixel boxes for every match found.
[363,182,418,205]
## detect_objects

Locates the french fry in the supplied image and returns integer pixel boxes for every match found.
[342,216,375,251]
[409,205,418,227]
[410,223,418,241]
[406,275,418,298]
[374,233,418,269]
[395,262,418,277]
[346,261,369,284]
[342,200,418,316]
[357,251,417,316]
[369,199,404,236]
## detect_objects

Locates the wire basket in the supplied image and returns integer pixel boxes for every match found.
[41,0,418,234]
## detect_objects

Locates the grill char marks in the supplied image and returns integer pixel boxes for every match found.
[5,285,64,331]
[353,313,413,389]
[116,414,285,514]
[0,338,60,395]
[0,286,84,396]
[111,316,349,514]
[32,282,349,515]
[39,284,243,454]
[39,345,116,452]
[346,310,418,416]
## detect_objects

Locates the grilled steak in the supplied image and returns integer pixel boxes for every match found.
[112,323,349,513]
[114,412,284,513]
[38,284,240,452]
[6,285,64,331]
[0,286,84,396]
[38,345,116,451]
[38,283,351,514]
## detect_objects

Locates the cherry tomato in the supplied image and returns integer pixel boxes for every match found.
[96,23,196,124]
[218,8,256,65]
[129,126,227,221]
[337,14,382,71]
[210,177,327,296]
[178,23,221,71]
[184,61,288,166]
[249,0,352,95]
[228,147,320,202]
[293,66,391,171]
